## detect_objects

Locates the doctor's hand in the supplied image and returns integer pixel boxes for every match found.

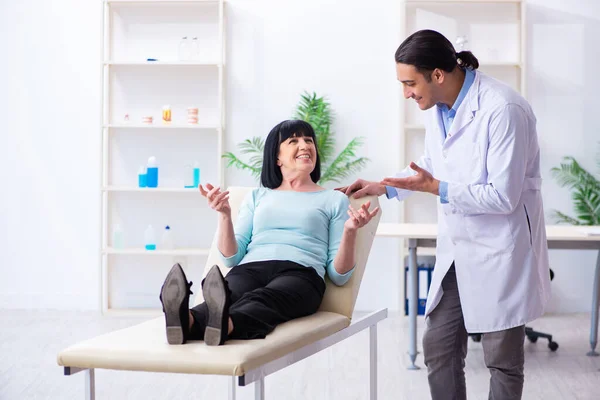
[380,162,440,195]
[344,201,380,231]
[335,179,387,199]
[199,183,231,217]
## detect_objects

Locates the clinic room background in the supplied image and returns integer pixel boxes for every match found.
[1,0,599,317]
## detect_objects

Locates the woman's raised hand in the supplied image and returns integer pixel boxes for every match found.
[344,201,379,231]
[199,183,231,216]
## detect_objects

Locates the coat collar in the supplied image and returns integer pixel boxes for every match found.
[435,70,481,147]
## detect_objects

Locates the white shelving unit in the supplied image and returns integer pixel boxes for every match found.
[101,0,226,314]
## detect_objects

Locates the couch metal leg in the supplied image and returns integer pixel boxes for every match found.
[254,377,265,400]
[370,325,378,400]
[85,369,95,400]
[229,376,237,400]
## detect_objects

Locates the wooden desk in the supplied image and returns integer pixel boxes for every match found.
[376,223,600,370]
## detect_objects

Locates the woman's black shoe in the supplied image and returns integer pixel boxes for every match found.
[159,263,193,345]
[202,265,231,346]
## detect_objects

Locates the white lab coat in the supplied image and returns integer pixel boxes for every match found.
[391,71,551,333]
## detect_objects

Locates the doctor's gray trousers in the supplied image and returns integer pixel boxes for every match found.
[423,264,526,400]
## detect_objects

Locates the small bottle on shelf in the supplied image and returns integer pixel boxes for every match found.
[191,37,200,60]
[184,164,194,188]
[162,105,172,123]
[138,166,147,188]
[113,224,124,249]
[193,161,200,187]
[146,157,158,188]
[161,226,175,250]
[144,225,156,251]
[178,36,190,61]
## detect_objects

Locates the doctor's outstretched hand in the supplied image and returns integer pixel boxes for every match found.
[380,162,440,195]
[335,179,387,199]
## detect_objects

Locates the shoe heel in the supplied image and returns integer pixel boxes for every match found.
[166,326,184,345]
[160,264,188,345]
[204,326,222,346]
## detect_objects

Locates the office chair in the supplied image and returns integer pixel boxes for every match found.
[469,269,558,352]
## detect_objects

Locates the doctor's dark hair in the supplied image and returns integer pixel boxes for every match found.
[261,119,321,189]
[395,29,479,81]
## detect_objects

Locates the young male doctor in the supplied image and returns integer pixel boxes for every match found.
[341,30,551,400]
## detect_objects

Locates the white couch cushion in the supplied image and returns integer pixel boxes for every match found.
[57,311,349,376]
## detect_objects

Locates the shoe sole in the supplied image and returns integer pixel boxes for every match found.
[161,266,187,345]
[204,267,227,346]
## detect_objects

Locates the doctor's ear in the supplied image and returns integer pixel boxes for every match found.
[432,68,444,83]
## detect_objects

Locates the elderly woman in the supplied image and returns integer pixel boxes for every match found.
[159,119,378,346]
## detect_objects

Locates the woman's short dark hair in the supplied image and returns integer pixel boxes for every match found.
[395,29,479,81]
[260,119,321,188]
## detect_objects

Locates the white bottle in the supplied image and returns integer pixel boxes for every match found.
[113,224,124,249]
[191,37,200,60]
[162,225,175,250]
[144,225,156,251]
[184,164,194,188]
[178,36,190,61]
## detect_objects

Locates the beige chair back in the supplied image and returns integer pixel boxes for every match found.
[193,187,381,319]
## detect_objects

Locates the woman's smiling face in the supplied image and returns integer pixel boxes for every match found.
[277,133,317,176]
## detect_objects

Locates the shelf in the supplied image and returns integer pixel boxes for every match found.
[101,0,225,313]
[104,247,210,255]
[106,0,219,4]
[105,124,219,130]
[103,186,198,193]
[406,0,521,3]
[104,61,221,67]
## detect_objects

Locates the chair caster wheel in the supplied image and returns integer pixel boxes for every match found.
[548,342,559,351]
[527,336,538,343]
[471,334,482,343]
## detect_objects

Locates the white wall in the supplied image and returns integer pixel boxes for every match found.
[0,1,102,310]
[0,0,598,313]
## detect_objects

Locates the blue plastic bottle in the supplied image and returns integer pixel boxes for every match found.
[138,166,147,188]
[146,156,158,188]
[193,161,200,187]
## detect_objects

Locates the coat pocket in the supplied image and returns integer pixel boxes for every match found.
[464,213,515,259]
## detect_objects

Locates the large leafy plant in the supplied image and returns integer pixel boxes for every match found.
[222,92,369,184]
[550,146,600,225]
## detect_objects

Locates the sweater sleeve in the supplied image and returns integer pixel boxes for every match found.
[325,193,354,286]
[219,190,255,267]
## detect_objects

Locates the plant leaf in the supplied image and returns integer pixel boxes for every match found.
[222,152,261,179]
[551,146,600,226]
[320,137,367,183]
[550,210,582,225]
[293,91,335,164]
[551,156,599,189]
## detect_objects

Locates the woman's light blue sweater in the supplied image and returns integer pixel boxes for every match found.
[219,187,354,286]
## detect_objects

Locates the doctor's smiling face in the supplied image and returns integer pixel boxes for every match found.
[397,63,444,111]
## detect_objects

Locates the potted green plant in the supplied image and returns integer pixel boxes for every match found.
[550,146,600,225]
[222,91,369,184]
